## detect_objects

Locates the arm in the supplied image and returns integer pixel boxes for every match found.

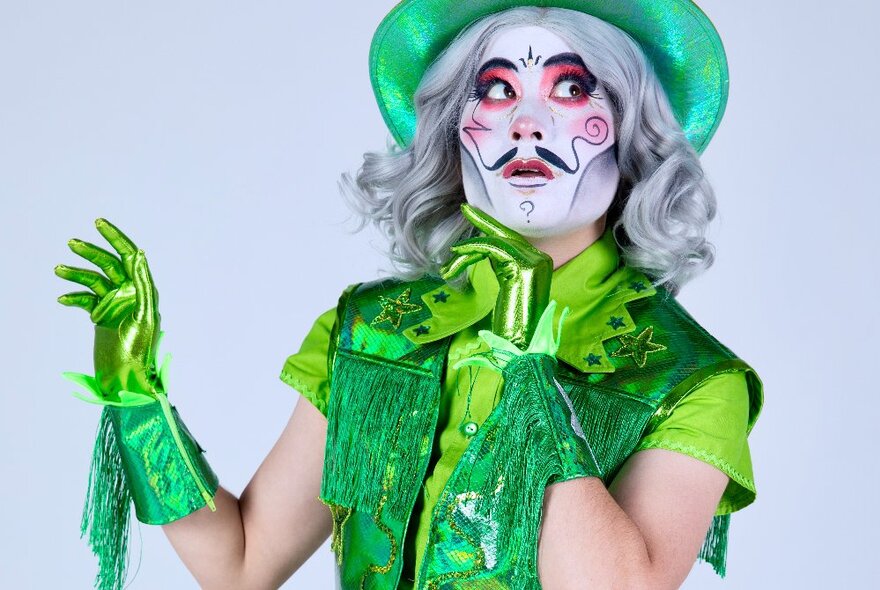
[538,449,728,590]
[163,396,332,590]
[56,219,332,589]
[538,369,754,589]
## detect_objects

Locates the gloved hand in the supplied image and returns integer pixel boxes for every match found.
[447,298,602,567]
[56,219,217,590]
[440,203,552,348]
[455,301,603,482]
[56,218,161,399]
[442,205,601,481]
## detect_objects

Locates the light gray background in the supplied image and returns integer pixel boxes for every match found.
[1,1,877,588]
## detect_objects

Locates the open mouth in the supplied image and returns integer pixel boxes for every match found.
[502,158,555,181]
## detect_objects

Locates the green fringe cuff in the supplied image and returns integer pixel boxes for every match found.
[80,408,132,590]
[67,359,218,590]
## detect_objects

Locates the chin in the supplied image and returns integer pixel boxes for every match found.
[494,207,574,239]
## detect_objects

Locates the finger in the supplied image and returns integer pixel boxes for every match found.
[446,238,519,267]
[58,291,99,312]
[95,218,138,260]
[132,250,158,324]
[54,264,113,297]
[68,239,127,284]
[460,204,526,242]
[440,250,486,281]
[454,234,551,269]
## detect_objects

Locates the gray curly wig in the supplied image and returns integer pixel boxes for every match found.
[341,6,717,295]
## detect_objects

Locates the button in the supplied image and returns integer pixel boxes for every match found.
[462,421,479,436]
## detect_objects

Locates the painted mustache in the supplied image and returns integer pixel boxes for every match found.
[485,148,519,171]
[485,146,572,177]
[535,146,577,175]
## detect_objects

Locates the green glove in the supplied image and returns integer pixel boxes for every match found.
[443,206,601,481]
[440,203,552,349]
[56,219,217,590]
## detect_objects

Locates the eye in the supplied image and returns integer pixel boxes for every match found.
[486,81,516,100]
[551,80,585,100]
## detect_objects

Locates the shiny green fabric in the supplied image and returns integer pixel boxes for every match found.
[57,219,220,589]
[281,229,763,586]
[440,205,554,349]
[108,402,219,525]
[370,0,728,153]
[56,218,220,524]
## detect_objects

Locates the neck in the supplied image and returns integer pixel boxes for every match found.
[526,216,608,269]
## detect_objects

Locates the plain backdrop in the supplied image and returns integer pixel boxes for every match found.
[1,1,878,588]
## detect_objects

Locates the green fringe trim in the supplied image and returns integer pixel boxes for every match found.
[321,351,440,522]
[699,513,730,578]
[470,355,575,582]
[565,382,654,482]
[81,407,133,590]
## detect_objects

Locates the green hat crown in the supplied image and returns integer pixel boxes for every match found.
[369,0,728,153]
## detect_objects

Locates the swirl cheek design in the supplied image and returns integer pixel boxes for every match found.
[579,115,610,146]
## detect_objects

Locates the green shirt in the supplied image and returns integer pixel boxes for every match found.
[281,229,756,583]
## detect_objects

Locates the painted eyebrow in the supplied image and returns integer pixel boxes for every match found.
[476,58,519,77]
[541,52,589,70]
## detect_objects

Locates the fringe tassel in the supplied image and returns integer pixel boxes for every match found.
[81,407,132,590]
[321,352,440,522]
[567,383,654,480]
[698,513,730,578]
[470,355,572,582]
[468,358,655,584]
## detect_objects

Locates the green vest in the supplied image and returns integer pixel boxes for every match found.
[319,274,762,589]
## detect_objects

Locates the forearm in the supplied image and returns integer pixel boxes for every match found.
[162,486,250,589]
[539,477,653,590]
[162,399,332,590]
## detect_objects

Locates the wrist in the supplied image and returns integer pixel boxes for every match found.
[504,354,603,480]
[93,325,161,397]
[108,400,218,524]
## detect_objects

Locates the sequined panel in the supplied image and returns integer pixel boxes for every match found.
[341,277,445,370]
[419,402,535,589]
[598,287,740,404]
[110,404,218,525]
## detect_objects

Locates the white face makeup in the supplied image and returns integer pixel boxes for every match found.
[459,26,620,238]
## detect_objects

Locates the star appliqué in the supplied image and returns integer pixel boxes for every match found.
[371,288,423,330]
[629,281,647,293]
[432,291,449,303]
[610,326,667,368]
[414,325,430,336]
[607,316,626,330]
[584,353,603,367]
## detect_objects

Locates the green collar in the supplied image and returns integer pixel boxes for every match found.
[404,228,657,373]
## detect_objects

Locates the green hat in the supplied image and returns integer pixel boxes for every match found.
[369,0,728,153]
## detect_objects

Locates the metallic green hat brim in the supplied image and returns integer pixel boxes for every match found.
[370,0,728,153]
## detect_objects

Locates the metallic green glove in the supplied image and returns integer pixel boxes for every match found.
[57,218,160,398]
[440,203,552,349]
[56,219,217,590]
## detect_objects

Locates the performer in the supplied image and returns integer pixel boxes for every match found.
[56,2,763,589]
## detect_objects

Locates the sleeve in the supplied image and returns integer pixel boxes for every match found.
[633,371,756,515]
[279,306,337,417]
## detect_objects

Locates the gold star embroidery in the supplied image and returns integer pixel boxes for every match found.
[371,288,423,330]
[611,326,667,368]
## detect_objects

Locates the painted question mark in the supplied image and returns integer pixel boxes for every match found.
[520,200,535,223]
